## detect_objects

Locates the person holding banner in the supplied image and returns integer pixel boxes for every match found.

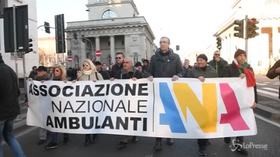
[45,65,70,150]
[33,66,51,146]
[0,54,26,157]
[183,54,217,156]
[77,59,103,146]
[221,49,257,156]
[149,36,182,151]
[113,57,143,149]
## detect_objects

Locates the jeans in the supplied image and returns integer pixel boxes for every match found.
[39,128,47,140]
[0,119,26,157]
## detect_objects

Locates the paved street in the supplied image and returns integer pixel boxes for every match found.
[255,75,280,124]
[3,116,280,157]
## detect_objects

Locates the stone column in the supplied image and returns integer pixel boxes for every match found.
[110,36,115,64]
[95,36,100,61]
[80,40,86,64]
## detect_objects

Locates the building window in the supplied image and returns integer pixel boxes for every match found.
[102,9,118,19]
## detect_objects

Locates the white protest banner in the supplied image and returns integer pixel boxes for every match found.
[27,78,257,139]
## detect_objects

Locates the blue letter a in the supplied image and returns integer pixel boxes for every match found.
[159,83,187,133]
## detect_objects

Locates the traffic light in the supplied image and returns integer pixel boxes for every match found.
[4,5,28,53]
[44,22,50,33]
[216,37,222,50]
[246,18,259,39]
[176,45,180,51]
[55,14,65,53]
[233,20,244,38]
[26,38,33,53]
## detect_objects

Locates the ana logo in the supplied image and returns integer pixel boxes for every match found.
[159,82,250,134]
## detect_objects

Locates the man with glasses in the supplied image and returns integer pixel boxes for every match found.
[149,36,182,151]
[208,50,228,77]
[110,52,125,79]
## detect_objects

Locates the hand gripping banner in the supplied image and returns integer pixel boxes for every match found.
[27,78,257,139]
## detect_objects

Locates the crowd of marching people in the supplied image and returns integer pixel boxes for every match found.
[1,36,279,157]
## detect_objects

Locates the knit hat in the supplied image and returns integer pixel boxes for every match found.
[234,49,247,58]
[196,54,208,62]
[37,66,47,72]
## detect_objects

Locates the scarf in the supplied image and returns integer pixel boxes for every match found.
[234,60,256,87]
[82,70,93,75]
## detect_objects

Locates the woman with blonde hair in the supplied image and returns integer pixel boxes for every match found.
[45,64,70,150]
[77,59,103,146]
[51,64,67,81]
[77,59,103,81]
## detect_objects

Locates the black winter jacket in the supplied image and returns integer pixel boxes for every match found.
[0,62,20,120]
[149,49,182,77]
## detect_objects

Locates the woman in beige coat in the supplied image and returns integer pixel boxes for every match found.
[77,59,103,146]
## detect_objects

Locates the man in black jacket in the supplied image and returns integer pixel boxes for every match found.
[110,52,125,79]
[115,58,143,149]
[0,54,26,157]
[149,36,182,151]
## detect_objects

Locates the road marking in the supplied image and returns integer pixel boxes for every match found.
[257,89,279,97]
[15,127,37,139]
[273,82,280,86]
[257,83,266,86]
[262,87,279,93]
[255,114,280,129]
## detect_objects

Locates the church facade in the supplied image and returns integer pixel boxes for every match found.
[66,0,156,68]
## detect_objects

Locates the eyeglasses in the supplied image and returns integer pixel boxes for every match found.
[160,41,168,44]
[214,54,220,56]
[115,57,122,60]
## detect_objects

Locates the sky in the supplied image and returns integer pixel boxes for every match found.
[36,0,233,60]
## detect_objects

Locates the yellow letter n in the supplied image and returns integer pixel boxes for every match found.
[173,83,217,133]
